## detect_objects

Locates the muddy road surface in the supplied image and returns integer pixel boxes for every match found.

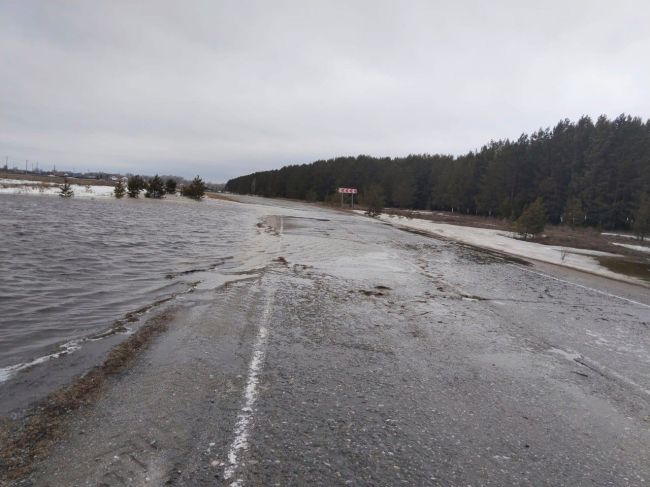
[7,197,650,486]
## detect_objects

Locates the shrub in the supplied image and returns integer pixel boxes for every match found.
[363,184,385,217]
[181,176,207,200]
[127,175,145,198]
[633,195,650,241]
[145,175,165,198]
[113,180,126,198]
[564,198,585,228]
[165,178,177,195]
[516,198,547,239]
[59,178,73,198]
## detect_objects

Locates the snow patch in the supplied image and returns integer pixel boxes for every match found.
[0,178,115,198]
[369,212,645,285]
[612,242,650,253]
[602,232,636,239]
[0,178,58,185]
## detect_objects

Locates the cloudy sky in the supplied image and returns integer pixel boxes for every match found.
[1,1,649,181]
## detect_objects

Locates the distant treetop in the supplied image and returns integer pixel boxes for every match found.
[225,114,650,230]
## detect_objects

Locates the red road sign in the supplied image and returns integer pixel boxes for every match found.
[338,187,357,194]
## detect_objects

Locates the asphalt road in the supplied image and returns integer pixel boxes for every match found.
[23,199,650,486]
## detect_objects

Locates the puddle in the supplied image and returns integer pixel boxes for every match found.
[597,256,650,282]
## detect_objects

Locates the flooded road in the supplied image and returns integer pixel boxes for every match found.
[0,195,261,377]
[3,195,650,486]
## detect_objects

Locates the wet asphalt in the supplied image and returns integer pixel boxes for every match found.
[17,200,650,486]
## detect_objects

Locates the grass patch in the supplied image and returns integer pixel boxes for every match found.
[0,310,172,483]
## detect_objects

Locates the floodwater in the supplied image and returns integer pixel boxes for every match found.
[0,194,256,372]
[3,194,650,485]
[13,195,650,486]
[597,255,650,282]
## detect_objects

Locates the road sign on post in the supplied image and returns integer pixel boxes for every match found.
[338,187,358,209]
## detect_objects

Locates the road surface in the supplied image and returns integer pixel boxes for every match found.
[19,197,650,486]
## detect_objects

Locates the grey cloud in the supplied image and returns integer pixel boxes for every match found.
[2,0,649,181]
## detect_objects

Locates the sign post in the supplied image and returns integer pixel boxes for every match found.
[337,187,358,209]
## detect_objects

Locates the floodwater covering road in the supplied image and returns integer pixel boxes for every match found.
[8,195,650,486]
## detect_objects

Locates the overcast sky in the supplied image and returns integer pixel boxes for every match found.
[1,1,649,181]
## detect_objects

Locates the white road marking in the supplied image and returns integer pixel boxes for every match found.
[222,290,274,486]
[509,264,650,309]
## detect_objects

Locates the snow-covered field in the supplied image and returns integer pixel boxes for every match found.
[0,178,115,198]
[368,212,646,285]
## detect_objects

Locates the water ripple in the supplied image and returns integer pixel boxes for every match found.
[0,195,254,369]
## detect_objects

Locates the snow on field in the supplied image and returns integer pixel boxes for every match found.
[602,232,636,239]
[0,178,115,198]
[0,178,57,185]
[613,242,650,253]
[367,212,645,284]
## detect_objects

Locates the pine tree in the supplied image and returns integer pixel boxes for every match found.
[113,180,126,198]
[633,195,650,241]
[165,178,177,195]
[564,197,585,228]
[363,184,385,217]
[145,175,165,198]
[223,114,650,230]
[516,198,547,239]
[127,175,145,198]
[392,177,415,208]
[181,176,207,200]
[59,178,74,198]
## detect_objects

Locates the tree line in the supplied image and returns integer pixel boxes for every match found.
[225,114,650,230]
[114,175,206,200]
[58,175,207,200]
